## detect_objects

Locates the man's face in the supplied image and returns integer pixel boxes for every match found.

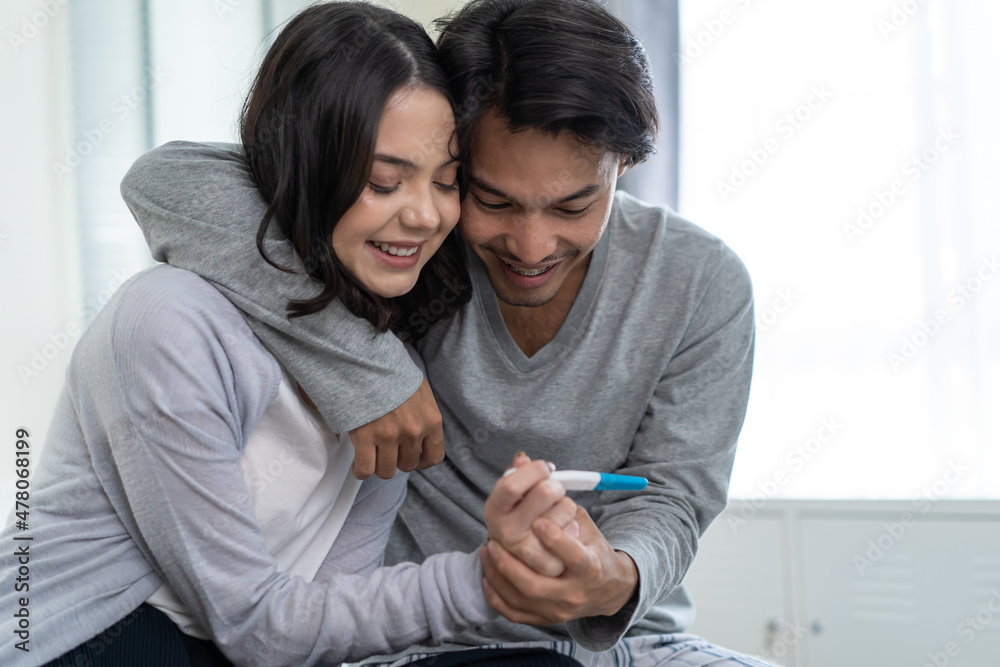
[460,112,626,308]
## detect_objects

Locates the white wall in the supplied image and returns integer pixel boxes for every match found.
[147,0,463,147]
[0,0,79,518]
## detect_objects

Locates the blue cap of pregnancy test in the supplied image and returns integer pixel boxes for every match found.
[595,472,648,491]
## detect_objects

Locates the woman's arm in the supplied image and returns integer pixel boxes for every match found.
[313,472,409,580]
[120,141,441,477]
[99,267,493,667]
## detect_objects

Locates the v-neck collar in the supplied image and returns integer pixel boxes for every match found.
[465,219,612,374]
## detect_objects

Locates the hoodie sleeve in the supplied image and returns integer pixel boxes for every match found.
[120,141,422,433]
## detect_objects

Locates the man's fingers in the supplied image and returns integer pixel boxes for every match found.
[480,543,533,610]
[509,534,566,577]
[416,431,445,469]
[348,377,447,477]
[542,497,578,530]
[412,378,444,468]
[395,447,420,473]
[374,442,399,479]
[532,518,591,574]
[348,433,376,479]
[487,540,560,601]
[569,504,604,546]
[481,575,549,626]
[481,542,574,625]
[395,437,423,472]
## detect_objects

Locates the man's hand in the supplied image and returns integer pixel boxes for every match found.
[348,377,444,479]
[484,453,580,576]
[480,505,639,626]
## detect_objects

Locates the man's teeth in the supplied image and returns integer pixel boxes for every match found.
[373,242,418,257]
[505,261,552,276]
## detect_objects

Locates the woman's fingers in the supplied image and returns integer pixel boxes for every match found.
[485,459,554,516]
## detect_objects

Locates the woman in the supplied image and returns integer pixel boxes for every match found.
[0,4,577,666]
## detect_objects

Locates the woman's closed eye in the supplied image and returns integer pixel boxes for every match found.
[368,181,399,195]
[369,179,458,195]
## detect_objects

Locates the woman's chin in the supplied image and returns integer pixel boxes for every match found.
[367,276,419,299]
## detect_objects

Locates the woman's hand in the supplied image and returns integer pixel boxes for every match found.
[483,453,580,577]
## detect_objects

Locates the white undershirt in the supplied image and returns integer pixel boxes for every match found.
[146,362,361,638]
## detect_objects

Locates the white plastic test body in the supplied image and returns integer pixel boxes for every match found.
[502,467,648,491]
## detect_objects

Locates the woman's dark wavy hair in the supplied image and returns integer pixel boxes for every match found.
[434,0,658,171]
[241,1,470,340]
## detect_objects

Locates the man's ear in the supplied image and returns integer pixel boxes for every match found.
[617,155,629,178]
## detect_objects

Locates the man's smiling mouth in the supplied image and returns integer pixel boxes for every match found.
[503,261,556,277]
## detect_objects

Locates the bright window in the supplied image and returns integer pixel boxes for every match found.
[676,0,1000,499]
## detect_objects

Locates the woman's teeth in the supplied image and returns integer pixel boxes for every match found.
[504,261,553,276]
[371,241,418,257]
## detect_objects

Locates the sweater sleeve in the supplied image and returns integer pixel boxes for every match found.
[567,243,755,650]
[119,140,422,433]
[100,269,496,667]
[313,472,409,581]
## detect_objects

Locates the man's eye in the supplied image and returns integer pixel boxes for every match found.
[557,204,592,217]
[368,182,398,194]
[474,195,508,210]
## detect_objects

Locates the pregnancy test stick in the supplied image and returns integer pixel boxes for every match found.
[503,467,648,491]
[551,470,648,491]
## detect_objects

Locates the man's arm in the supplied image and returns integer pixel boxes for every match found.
[481,242,755,650]
[121,141,441,477]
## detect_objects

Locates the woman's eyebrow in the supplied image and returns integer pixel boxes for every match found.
[373,154,416,169]
[373,154,458,171]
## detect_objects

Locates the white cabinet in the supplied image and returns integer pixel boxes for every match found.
[682,501,1000,667]
[682,510,798,664]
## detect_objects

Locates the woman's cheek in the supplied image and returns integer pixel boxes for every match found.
[440,194,461,232]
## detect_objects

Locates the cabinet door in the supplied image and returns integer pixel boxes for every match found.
[683,512,794,664]
[798,515,1000,667]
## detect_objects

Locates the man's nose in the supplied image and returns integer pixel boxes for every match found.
[505,214,558,265]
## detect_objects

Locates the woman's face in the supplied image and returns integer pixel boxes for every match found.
[332,86,460,298]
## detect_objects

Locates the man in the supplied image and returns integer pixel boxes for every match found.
[122,1,770,664]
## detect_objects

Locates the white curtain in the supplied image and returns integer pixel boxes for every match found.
[674,0,1000,499]
[609,0,681,208]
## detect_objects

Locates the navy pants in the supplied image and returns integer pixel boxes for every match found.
[43,604,233,667]
[45,603,581,666]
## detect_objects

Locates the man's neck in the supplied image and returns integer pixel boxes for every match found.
[498,255,591,357]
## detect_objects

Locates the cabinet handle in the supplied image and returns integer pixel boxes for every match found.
[810,620,824,635]
[767,618,784,632]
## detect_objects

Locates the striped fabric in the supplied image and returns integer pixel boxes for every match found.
[378,635,782,667]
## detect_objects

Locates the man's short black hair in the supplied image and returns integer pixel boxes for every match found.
[435,0,659,167]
